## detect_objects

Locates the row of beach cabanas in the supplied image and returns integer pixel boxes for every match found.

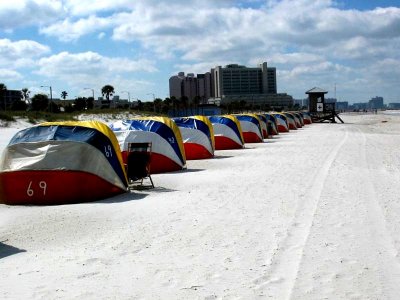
[0,112,312,205]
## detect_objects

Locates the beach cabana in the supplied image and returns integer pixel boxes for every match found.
[273,113,290,132]
[292,112,303,128]
[0,121,128,205]
[235,114,264,143]
[296,112,305,126]
[283,112,298,130]
[257,114,269,138]
[173,116,215,160]
[110,117,186,173]
[208,115,245,150]
[265,114,279,135]
[301,112,313,124]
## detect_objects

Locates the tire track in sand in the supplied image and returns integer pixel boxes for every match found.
[351,126,400,299]
[252,127,349,299]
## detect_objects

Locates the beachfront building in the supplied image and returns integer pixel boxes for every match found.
[388,103,400,109]
[336,101,349,111]
[0,89,22,110]
[368,96,384,109]
[210,62,292,108]
[169,72,213,103]
[169,61,293,109]
[212,62,276,97]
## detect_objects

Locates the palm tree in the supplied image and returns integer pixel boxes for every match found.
[0,83,7,110]
[21,88,30,103]
[61,91,68,100]
[101,85,114,109]
[101,85,114,101]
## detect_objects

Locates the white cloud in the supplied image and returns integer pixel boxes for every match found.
[0,68,23,82]
[34,51,158,96]
[0,39,50,68]
[97,32,106,40]
[39,16,114,42]
[0,0,64,29]
[36,51,157,75]
[63,0,135,16]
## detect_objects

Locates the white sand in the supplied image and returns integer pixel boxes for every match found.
[1,113,400,299]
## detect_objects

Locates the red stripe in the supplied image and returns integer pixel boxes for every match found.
[0,170,125,205]
[214,136,243,150]
[184,143,213,160]
[277,125,289,132]
[242,132,263,143]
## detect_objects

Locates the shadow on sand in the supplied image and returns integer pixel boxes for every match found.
[96,191,148,203]
[213,155,234,159]
[180,168,205,173]
[0,241,26,259]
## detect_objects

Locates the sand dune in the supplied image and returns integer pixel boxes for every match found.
[1,113,400,299]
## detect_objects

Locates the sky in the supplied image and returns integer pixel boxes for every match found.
[0,0,399,104]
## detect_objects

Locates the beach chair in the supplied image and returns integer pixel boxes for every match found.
[126,142,154,189]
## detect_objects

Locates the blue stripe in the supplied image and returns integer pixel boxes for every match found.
[208,116,242,142]
[273,114,288,126]
[173,117,212,145]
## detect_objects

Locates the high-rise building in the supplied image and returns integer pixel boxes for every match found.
[169,61,291,108]
[266,67,277,94]
[169,72,186,100]
[368,96,384,109]
[211,62,277,97]
[197,72,214,103]
[183,73,197,101]
[169,72,213,102]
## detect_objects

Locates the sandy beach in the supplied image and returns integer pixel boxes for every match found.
[1,112,400,299]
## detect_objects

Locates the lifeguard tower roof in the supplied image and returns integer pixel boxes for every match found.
[306,87,328,94]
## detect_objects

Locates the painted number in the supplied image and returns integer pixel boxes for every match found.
[27,181,34,197]
[26,181,47,197]
[168,137,175,144]
[104,145,113,157]
[39,181,47,196]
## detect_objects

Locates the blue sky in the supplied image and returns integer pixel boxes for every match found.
[1,0,399,103]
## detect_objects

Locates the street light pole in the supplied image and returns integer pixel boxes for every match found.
[121,91,131,102]
[147,93,156,112]
[41,85,52,101]
[334,83,337,100]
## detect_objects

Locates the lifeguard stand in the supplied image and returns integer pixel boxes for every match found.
[306,87,343,123]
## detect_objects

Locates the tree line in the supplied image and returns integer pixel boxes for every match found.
[0,84,119,113]
[0,83,212,115]
[1,82,291,115]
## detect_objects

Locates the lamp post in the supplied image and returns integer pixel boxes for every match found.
[121,91,131,102]
[334,83,337,100]
[40,85,52,101]
[147,93,156,112]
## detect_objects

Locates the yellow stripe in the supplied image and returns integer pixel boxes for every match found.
[39,120,127,180]
[222,115,245,144]
[190,115,215,151]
